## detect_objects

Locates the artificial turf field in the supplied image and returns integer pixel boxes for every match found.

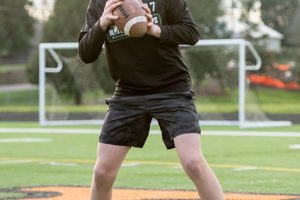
[0,122,300,199]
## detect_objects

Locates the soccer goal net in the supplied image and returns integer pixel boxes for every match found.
[39,40,292,128]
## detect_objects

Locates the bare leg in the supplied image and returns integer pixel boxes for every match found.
[90,143,130,200]
[174,133,224,200]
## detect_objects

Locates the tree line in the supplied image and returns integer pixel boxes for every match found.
[0,0,34,61]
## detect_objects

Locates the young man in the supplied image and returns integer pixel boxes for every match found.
[79,0,224,199]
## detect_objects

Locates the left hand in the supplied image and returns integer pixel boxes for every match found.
[137,0,161,38]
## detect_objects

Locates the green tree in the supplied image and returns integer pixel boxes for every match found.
[260,0,299,45]
[41,0,88,43]
[0,0,35,58]
[187,0,229,39]
[235,0,260,39]
[240,0,259,21]
[26,0,115,104]
[185,0,231,92]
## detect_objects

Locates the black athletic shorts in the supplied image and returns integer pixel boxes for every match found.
[99,91,201,149]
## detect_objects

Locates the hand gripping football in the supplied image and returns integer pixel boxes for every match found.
[113,0,148,38]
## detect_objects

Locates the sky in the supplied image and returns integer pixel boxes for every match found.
[222,0,262,23]
[28,0,55,21]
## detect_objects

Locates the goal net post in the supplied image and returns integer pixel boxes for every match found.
[39,39,292,128]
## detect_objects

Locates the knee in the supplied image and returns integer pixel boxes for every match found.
[182,157,206,177]
[93,164,116,185]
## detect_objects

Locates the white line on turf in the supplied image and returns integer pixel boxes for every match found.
[0,159,77,167]
[0,128,100,134]
[0,138,52,143]
[233,166,260,171]
[172,166,182,169]
[204,131,300,137]
[247,179,277,184]
[121,163,140,167]
[1,128,300,137]
[0,160,31,165]
[40,162,77,166]
[289,144,300,149]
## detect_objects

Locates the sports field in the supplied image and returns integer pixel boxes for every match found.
[0,122,300,199]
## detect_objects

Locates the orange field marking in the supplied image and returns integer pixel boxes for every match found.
[14,186,300,200]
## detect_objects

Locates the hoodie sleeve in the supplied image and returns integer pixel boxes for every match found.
[159,0,200,45]
[78,0,106,64]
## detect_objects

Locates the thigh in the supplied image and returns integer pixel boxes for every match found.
[95,143,130,172]
[174,133,204,163]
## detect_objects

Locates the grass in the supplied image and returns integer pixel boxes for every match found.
[0,88,109,112]
[0,64,25,74]
[0,105,108,113]
[1,87,300,114]
[1,122,300,131]
[0,126,300,195]
[247,88,300,114]
[0,122,101,129]
[0,90,38,107]
[0,193,25,199]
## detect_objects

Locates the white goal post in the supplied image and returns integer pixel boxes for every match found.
[39,39,292,128]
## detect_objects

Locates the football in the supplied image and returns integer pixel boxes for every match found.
[113,0,148,38]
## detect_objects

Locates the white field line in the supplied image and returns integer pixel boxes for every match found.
[121,163,140,167]
[289,144,300,149]
[0,128,100,134]
[233,166,260,171]
[204,131,300,137]
[0,128,300,137]
[0,160,31,165]
[0,138,52,143]
[40,162,77,166]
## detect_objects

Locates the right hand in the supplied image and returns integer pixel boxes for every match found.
[100,0,123,31]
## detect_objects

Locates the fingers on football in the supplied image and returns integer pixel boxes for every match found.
[104,0,122,20]
[145,13,153,25]
[107,14,119,20]
[106,0,121,7]
[144,6,151,14]
[146,13,153,22]
[106,0,122,12]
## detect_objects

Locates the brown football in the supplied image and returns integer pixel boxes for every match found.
[113,0,148,38]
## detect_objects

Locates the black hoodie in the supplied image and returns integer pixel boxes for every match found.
[78,0,200,96]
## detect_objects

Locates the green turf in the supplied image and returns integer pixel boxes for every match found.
[0,122,103,129]
[0,192,25,198]
[0,129,300,195]
[0,105,109,113]
[0,90,39,106]
[194,88,300,114]
[0,64,25,73]
[1,88,300,113]
[1,122,300,131]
